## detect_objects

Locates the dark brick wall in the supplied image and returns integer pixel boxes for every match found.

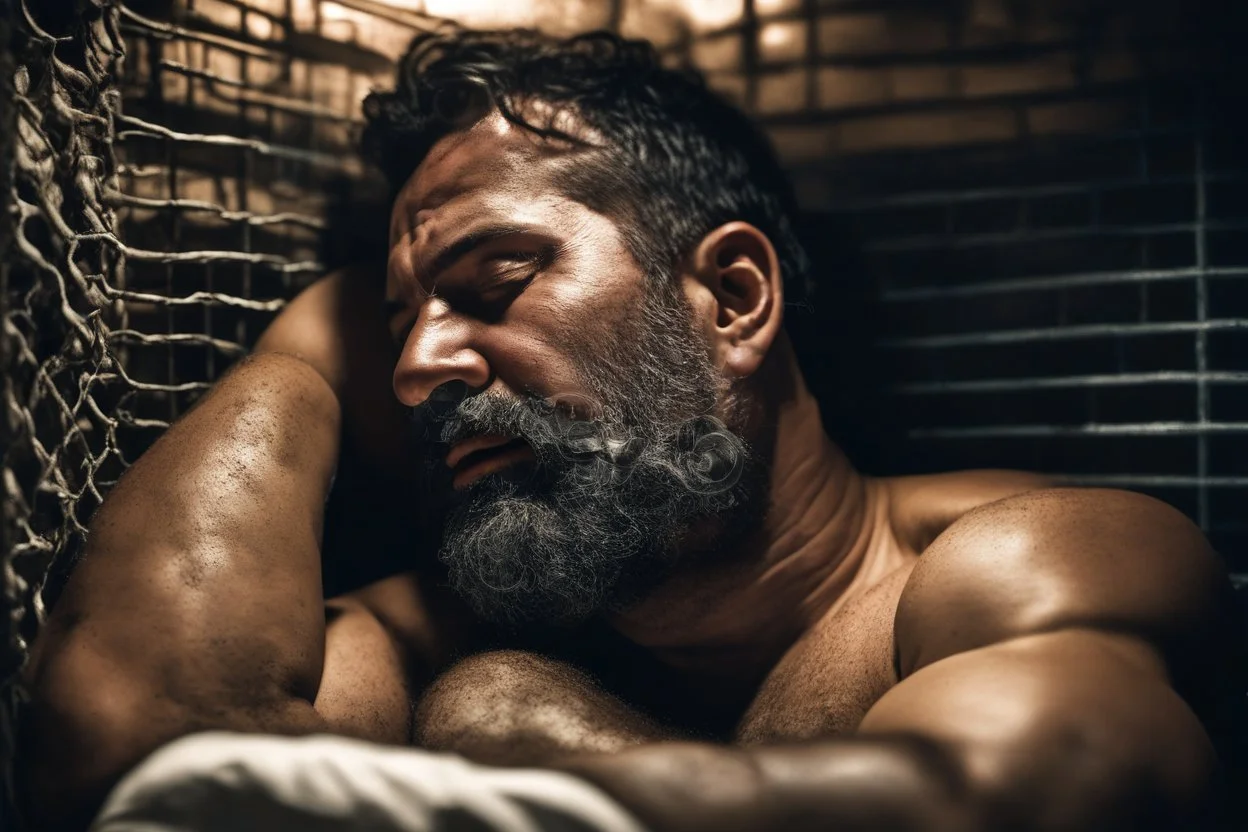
[674,0,1248,578]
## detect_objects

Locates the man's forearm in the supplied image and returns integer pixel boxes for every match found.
[21,353,341,828]
[414,650,679,765]
[413,650,976,831]
[558,736,976,832]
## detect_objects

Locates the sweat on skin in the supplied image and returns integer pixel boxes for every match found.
[17,29,1241,832]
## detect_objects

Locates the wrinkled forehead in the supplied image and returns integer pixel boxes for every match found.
[389,111,588,243]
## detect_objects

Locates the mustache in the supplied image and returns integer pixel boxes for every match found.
[410,384,746,496]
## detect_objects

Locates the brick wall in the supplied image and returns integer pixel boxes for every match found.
[658,0,1248,577]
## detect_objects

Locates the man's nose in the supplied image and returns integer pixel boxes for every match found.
[392,298,491,408]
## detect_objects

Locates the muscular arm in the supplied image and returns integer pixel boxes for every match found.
[20,353,340,829]
[254,264,413,481]
[469,489,1231,831]
[559,635,1215,832]
[20,267,434,828]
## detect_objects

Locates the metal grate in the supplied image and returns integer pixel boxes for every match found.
[2,1,128,823]
[110,0,430,437]
[0,0,435,824]
[840,92,1248,576]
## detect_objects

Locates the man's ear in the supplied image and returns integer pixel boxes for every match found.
[685,222,784,378]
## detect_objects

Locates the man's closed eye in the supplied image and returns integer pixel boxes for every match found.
[458,250,551,319]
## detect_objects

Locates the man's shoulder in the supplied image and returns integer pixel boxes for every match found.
[256,264,417,477]
[255,263,387,393]
[882,469,1057,555]
[892,486,1229,679]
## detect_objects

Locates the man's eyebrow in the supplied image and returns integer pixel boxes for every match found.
[416,223,535,289]
[383,222,542,315]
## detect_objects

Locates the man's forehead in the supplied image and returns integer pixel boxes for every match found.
[399,114,557,217]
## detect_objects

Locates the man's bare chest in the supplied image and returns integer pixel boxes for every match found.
[329,555,914,746]
[733,561,914,744]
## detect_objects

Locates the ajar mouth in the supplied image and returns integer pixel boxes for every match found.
[454,438,529,471]
[445,433,517,469]
[448,435,536,490]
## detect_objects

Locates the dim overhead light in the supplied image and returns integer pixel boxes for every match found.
[357,0,747,36]
[421,0,540,27]
[755,0,800,15]
[319,2,353,21]
[760,22,796,50]
[358,0,424,8]
[673,0,744,31]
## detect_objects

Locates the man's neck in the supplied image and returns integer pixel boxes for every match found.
[607,341,894,684]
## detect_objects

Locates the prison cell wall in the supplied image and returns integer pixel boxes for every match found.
[705,0,1248,582]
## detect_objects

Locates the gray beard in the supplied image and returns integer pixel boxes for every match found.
[416,282,768,628]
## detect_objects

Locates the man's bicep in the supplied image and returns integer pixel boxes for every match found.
[256,270,357,389]
[257,267,417,478]
[859,629,1217,828]
[35,354,342,696]
[20,354,344,827]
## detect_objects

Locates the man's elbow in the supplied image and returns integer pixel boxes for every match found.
[18,646,177,830]
[18,637,325,830]
[961,730,1220,832]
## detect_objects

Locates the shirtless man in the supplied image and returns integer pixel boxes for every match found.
[20,28,1242,832]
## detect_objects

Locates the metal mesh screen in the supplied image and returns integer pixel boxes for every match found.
[842,95,1248,574]
[2,1,128,822]
[0,0,432,822]
[111,0,430,444]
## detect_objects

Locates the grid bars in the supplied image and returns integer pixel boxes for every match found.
[110,0,425,441]
[698,0,1248,581]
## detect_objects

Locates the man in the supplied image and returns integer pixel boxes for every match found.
[19,28,1243,831]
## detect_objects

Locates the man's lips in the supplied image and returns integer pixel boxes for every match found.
[447,434,535,490]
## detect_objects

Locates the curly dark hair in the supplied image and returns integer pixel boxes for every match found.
[361,26,813,305]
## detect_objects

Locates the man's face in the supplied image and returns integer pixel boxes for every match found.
[385,114,763,627]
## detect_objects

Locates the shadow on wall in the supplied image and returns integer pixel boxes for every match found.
[786,213,897,475]
[758,0,1248,507]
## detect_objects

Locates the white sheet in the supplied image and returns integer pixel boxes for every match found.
[91,732,646,832]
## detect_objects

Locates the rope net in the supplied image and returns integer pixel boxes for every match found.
[2,0,128,821]
[0,0,429,822]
